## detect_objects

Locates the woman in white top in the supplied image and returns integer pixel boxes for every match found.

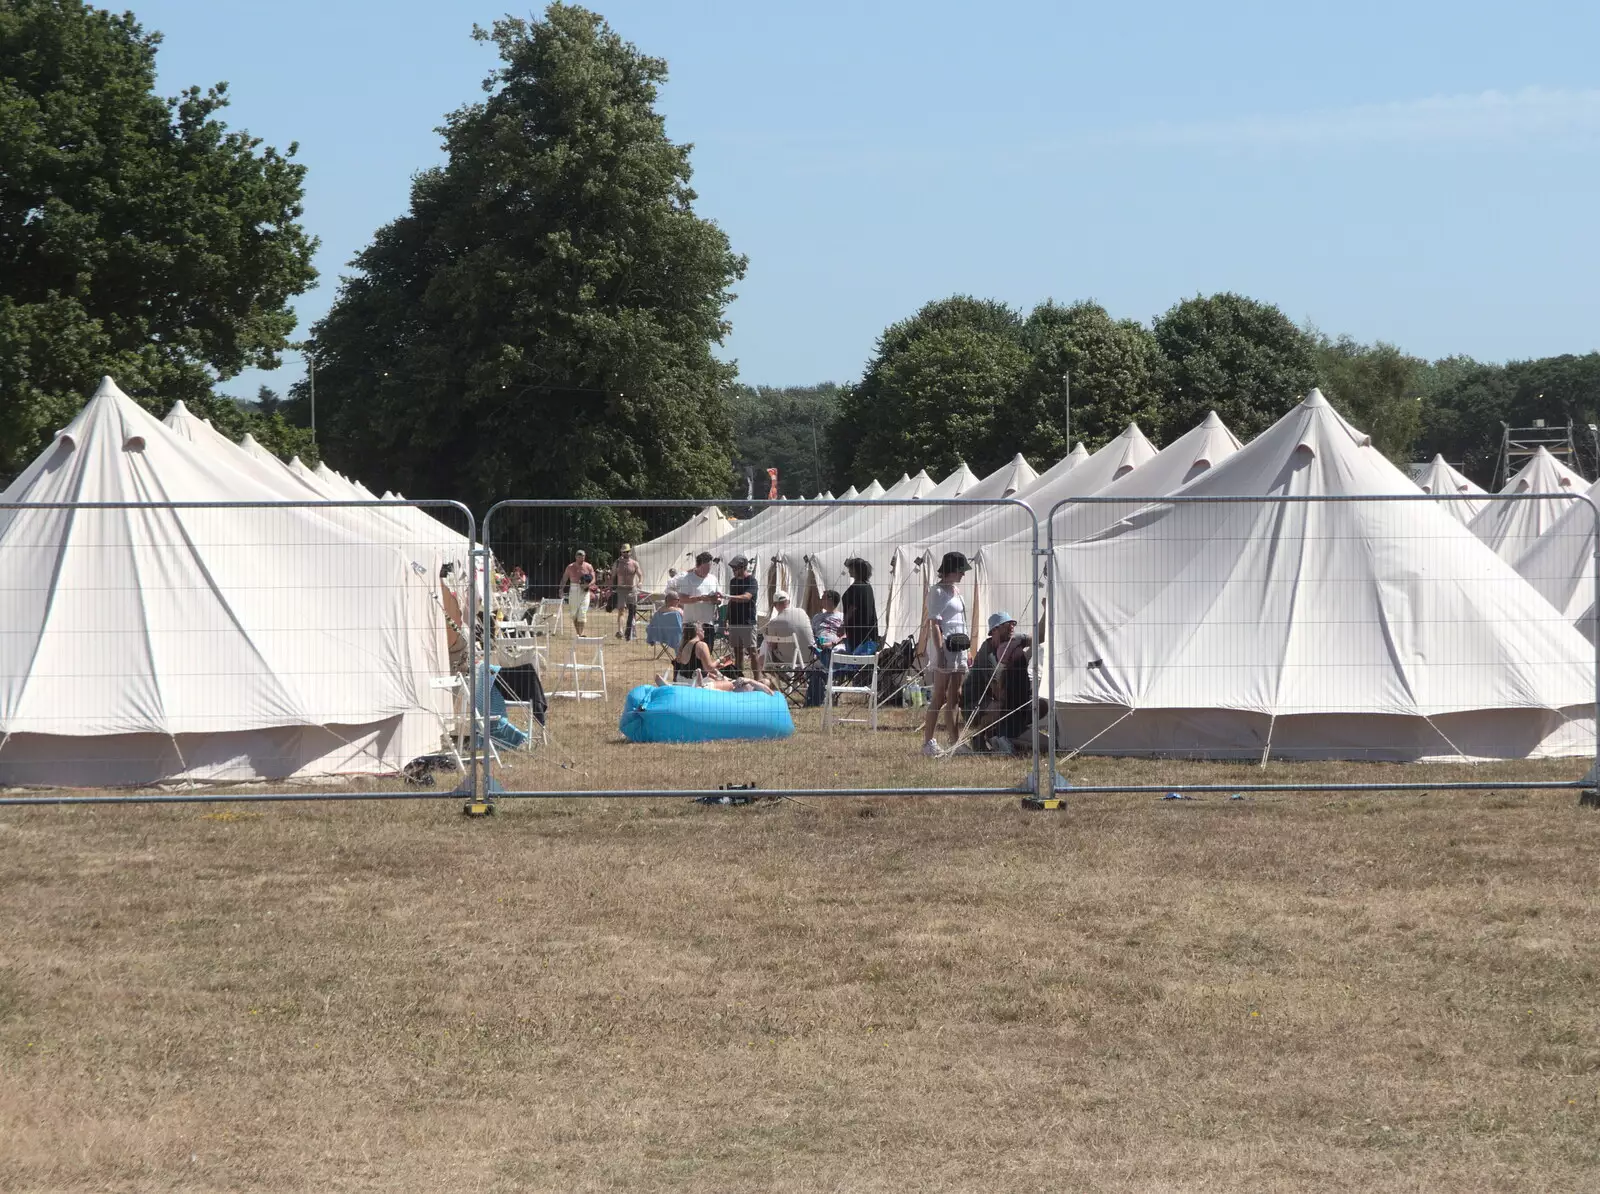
[922,551,972,756]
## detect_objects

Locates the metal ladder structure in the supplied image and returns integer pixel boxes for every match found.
[1493,419,1595,489]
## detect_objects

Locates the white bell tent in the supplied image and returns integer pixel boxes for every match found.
[1047,390,1594,761]
[0,379,449,786]
[1470,447,1582,562]
[1515,475,1600,641]
[631,505,737,593]
[1415,454,1487,525]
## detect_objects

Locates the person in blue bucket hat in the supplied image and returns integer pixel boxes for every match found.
[965,609,1032,754]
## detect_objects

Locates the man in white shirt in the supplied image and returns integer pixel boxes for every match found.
[672,551,723,644]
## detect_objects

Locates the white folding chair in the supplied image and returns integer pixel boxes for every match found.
[550,635,608,700]
[824,649,881,731]
[538,597,565,637]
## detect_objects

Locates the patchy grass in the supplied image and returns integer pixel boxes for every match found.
[2,635,1599,1190]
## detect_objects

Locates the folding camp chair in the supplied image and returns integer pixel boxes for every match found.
[824,649,881,731]
[550,636,608,700]
[762,631,809,706]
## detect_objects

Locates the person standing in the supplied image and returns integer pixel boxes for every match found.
[723,555,762,681]
[612,543,644,640]
[841,557,880,654]
[672,551,723,646]
[922,551,972,756]
[561,550,597,636]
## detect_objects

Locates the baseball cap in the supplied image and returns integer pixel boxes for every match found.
[988,611,1018,632]
[729,554,750,569]
[773,589,791,604]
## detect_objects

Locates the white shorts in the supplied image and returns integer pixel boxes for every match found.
[935,645,969,674]
[566,585,591,617]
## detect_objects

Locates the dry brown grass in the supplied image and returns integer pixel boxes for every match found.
[3,635,1600,1191]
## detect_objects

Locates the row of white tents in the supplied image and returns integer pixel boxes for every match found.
[633,390,1599,761]
[3,377,1596,783]
[0,378,469,786]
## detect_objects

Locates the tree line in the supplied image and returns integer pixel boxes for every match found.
[783,295,1600,493]
[3,2,1596,502]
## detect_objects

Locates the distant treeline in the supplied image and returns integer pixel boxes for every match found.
[732,294,1600,495]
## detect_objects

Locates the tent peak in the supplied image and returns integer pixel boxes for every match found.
[1303,387,1330,408]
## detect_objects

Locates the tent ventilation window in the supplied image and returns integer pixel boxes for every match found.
[124,436,146,452]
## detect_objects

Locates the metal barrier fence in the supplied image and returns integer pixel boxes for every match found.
[479,498,1043,799]
[1045,491,1600,798]
[0,500,478,806]
[4,489,1597,808]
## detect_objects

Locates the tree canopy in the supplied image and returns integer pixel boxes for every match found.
[727,382,842,499]
[303,3,745,519]
[0,0,317,475]
[1153,293,1317,442]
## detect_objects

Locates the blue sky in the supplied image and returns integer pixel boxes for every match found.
[133,0,1600,399]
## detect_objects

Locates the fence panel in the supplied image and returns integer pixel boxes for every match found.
[480,497,1044,798]
[0,500,478,806]
[1045,491,1600,796]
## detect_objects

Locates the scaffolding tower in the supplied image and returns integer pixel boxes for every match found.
[1494,419,1598,490]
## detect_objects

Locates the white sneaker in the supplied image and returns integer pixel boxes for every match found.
[950,743,974,756]
[991,737,1014,756]
[921,740,941,757]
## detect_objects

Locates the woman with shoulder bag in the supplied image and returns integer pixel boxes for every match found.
[921,551,973,756]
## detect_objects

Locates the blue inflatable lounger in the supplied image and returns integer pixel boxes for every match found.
[619,684,795,744]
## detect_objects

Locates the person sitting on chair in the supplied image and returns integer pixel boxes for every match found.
[812,589,844,651]
[645,590,685,653]
[668,620,720,684]
[763,590,816,669]
[967,611,1032,754]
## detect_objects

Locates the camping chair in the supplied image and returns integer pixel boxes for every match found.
[762,631,809,706]
[824,648,881,731]
[550,636,608,700]
[537,596,565,638]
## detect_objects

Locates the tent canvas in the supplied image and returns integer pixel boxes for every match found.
[1047,390,1593,761]
[0,378,448,785]
[1470,447,1581,562]
[1414,454,1487,525]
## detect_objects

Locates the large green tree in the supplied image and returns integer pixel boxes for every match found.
[727,382,842,500]
[1416,352,1600,485]
[304,4,745,522]
[1153,293,1317,441]
[1008,299,1164,461]
[828,296,1027,487]
[0,0,317,474]
[1312,334,1425,463]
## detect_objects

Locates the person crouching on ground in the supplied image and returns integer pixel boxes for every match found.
[724,555,762,681]
[561,549,596,636]
[922,551,972,756]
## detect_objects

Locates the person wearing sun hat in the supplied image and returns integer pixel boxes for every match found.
[967,610,1031,753]
[612,542,643,640]
[922,550,972,756]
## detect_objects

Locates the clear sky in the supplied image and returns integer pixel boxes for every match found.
[132,0,1600,399]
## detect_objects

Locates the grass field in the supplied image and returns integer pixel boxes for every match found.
[3,635,1599,1191]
